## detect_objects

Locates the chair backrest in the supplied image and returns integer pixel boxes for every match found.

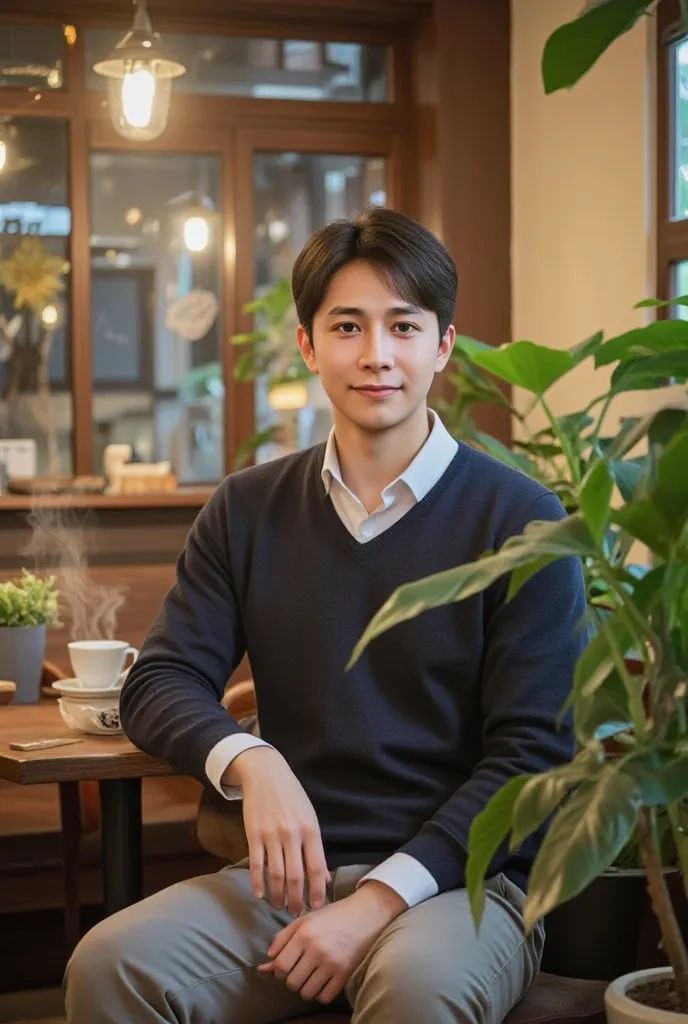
[196,679,257,861]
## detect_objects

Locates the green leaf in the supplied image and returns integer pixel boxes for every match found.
[635,296,688,309]
[612,499,675,559]
[609,457,647,502]
[456,336,574,395]
[596,320,688,367]
[624,750,688,807]
[466,776,532,928]
[511,751,601,851]
[569,331,605,364]
[610,350,688,395]
[648,408,688,451]
[580,460,613,545]
[234,427,278,470]
[558,411,595,438]
[348,514,596,667]
[472,431,541,477]
[231,331,267,346]
[523,767,640,931]
[542,0,656,95]
[651,428,688,527]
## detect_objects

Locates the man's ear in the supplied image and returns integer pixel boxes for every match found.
[297,324,318,373]
[435,325,456,374]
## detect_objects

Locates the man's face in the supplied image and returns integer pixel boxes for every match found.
[297,260,454,436]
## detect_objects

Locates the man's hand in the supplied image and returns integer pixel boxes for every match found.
[257,881,407,1004]
[222,747,329,916]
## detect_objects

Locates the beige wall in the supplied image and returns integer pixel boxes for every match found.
[510,0,683,434]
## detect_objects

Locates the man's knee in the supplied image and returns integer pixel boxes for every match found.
[350,933,490,1024]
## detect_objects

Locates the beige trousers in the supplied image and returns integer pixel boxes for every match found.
[64,863,543,1024]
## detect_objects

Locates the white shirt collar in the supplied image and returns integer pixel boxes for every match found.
[321,409,458,504]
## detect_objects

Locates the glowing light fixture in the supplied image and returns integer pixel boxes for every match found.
[0,122,9,173]
[41,304,59,328]
[183,214,210,253]
[92,0,186,142]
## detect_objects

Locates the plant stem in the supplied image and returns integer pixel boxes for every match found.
[540,395,581,486]
[588,393,614,454]
[636,807,688,1012]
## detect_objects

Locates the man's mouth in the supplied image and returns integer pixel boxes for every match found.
[352,385,401,398]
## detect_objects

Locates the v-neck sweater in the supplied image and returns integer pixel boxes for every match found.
[120,442,587,894]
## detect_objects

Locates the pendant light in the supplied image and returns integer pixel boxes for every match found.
[0,120,11,173]
[92,0,186,142]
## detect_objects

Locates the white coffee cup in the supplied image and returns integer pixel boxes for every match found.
[68,640,138,690]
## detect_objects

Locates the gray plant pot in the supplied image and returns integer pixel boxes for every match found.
[0,624,47,704]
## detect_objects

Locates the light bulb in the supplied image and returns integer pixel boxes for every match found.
[121,64,156,128]
[41,304,59,328]
[183,215,209,253]
[0,139,7,173]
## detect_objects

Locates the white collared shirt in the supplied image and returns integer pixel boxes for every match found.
[205,411,459,908]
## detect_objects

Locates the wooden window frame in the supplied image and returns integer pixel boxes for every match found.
[0,4,410,480]
[657,0,688,303]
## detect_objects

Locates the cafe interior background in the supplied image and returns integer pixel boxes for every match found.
[0,0,683,1010]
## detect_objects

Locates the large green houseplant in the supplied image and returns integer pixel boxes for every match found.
[350,311,688,1013]
[351,3,688,1011]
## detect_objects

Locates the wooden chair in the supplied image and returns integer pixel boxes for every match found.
[196,681,607,1024]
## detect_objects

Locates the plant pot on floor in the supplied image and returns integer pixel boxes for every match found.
[606,967,686,1023]
[540,869,648,981]
[0,623,46,703]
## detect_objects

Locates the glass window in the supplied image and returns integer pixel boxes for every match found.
[85,31,388,103]
[674,260,688,318]
[0,25,64,90]
[247,153,386,463]
[89,152,223,484]
[674,38,688,219]
[0,118,71,476]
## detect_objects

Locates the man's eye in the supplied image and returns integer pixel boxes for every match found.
[394,322,417,334]
[334,322,358,334]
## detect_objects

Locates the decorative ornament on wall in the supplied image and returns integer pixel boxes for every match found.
[165,288,218,341]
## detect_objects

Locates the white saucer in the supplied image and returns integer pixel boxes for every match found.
[52,678,123,700]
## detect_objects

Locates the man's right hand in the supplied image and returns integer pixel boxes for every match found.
[222,747,330,916]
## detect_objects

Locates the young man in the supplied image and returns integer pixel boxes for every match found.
[65,208,587,1024]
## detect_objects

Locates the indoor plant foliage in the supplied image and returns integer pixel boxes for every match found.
[0,237,66,474]
[350,311,688,1012]
[231,277,311,467]
[0,569,60,705]
[0,568,60,628]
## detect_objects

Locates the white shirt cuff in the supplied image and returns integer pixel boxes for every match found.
[205,733,271,799]
[356,852,439,908]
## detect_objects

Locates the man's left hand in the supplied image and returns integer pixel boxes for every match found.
[257,881,407,1004]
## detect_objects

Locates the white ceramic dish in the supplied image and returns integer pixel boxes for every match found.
[57,696,122,735]
[52,678,123,700]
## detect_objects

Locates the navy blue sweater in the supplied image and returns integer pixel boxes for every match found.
[121,442,587,894]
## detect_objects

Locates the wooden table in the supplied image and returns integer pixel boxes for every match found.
[0,703,174,921]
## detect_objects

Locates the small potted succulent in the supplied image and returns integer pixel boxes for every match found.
[0,569,60,703]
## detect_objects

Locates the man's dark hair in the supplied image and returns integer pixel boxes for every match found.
[291,207,458,340]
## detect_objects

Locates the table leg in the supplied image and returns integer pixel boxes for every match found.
[98,777,143,915]
[58,780,83,954]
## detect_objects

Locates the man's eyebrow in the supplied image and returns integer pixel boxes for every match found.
[326,304,424,316]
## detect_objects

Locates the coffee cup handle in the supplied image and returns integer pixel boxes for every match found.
[118,646,139,683]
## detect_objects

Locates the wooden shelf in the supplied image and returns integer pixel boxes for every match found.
[0,488,213,512]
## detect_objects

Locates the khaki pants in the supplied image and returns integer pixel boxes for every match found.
[64,863,543,1024]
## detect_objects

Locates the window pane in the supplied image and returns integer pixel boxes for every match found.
[249,153,386,463]
[674,39,688,218]
[89,152,223,484]
[0,25,64,90]
[0,118,72,477]
[674,260,688,319]
[85,31,387,102]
